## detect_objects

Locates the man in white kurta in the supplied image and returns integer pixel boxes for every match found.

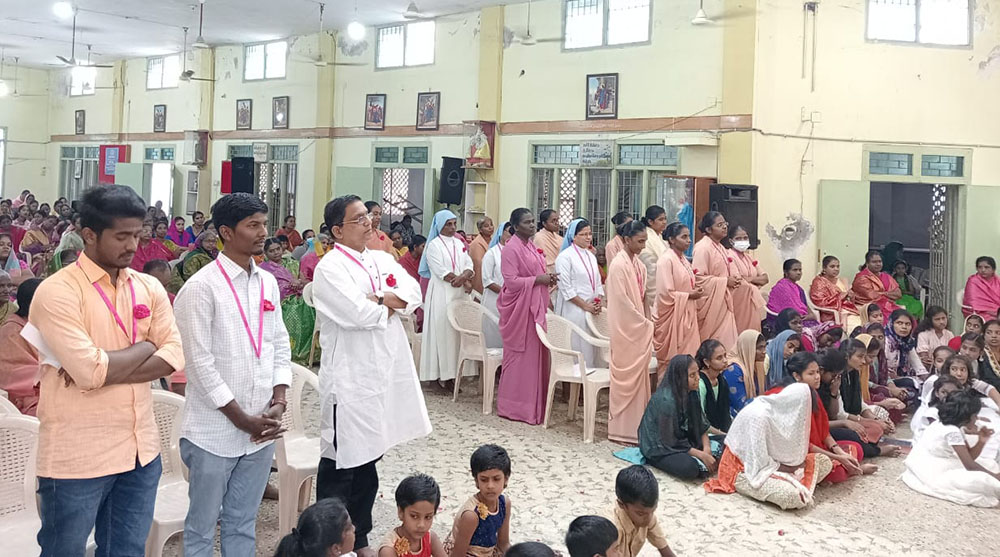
[418,210,474,382]
[313,195,432,556]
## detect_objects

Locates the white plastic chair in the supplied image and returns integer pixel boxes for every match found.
[167,258,182,270]
[536,313,611,443]
[0,415,41,556]
[446,299,503,415]
[957,288,975,314]
[585,311,610,340]
[146,391,188,557]
[0,395,20,416]
[276,364,321,537]
[302,282,321,366]
[0,388,8,400]
[398,313,423,373]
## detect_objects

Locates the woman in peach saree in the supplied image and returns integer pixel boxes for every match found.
[727,224,768,333]
[851,249,901,322]
[810,255,861,330]
[607,221,654,444]
[653,222,702,376]
[692,211,738,348]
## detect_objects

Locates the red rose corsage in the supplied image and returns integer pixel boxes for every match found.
[693,268,699,275]
[463,246,468,252]
[537,248,544,255]
[752,260,759,267]
[385,274,397,287]
[263,300,276,311]
[133,305,151,319]
[727,257,733,263]
[593,297,602,304]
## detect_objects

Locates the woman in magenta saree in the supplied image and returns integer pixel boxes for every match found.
[766,259,819,329]
[850,250,901,322]
[962,256,1000,321]
[260,238,314,363]
[497,208,556,425]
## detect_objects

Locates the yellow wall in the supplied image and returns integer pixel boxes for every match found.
[750,0,1000,280]
[1,66,50,198]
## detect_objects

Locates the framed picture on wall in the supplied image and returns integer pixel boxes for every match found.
[74,109,86,135]
[586,73,618,120]
[365,94,386,131]
[236,99,253,130]
[153,104,167,133]
[415,91,440,131]
[73,159,83,179]
[272,96,290,129]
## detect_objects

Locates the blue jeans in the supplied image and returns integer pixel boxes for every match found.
[37,456,162,557]
[180,438,275,557]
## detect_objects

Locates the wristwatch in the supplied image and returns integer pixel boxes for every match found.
[377,296,385,305]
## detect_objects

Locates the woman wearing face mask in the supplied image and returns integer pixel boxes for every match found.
[726,224,768,333]
[810,255,861,329]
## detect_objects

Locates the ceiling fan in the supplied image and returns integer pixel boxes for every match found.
[178,27,215,82]
[295,3,366,67]
[514,0,561,47]
[57,8,112,67]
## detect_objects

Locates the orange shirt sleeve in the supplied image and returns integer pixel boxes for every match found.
[141,276,185,372]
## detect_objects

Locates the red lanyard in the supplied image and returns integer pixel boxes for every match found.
[676,250,696,289]
[335,245,382,293]
[444,237,458,273]
[573,245,596,292]
[216,259,264,359]
[80,262,137,345]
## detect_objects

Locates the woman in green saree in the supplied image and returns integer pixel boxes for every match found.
[168,230,219,293]
[260,238,315,363]
[892,259,924,320]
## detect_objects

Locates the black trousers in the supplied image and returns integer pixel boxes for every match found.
[647,453,702,480]
[317,457,380,550]
[316,403,382,550]
[830,427,881,459]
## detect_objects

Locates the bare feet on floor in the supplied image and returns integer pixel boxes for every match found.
[879,444,902,457]
[861,463,879,474]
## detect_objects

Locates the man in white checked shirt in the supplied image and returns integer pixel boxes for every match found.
[174,193,292,557]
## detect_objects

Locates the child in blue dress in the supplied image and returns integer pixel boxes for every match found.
[445,444,512,557]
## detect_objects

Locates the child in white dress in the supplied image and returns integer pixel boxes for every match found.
[902,390,1000,507]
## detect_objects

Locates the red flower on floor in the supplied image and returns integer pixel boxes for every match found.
[133,305,151,319]
[385,274,397,287]
[263,300,275,311]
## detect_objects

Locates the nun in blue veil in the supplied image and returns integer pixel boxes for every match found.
[554,218,605,368]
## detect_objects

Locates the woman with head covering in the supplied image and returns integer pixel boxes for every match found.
[261,237,314,363]
[691,211,738,348]
[638,206,669,310]
[554,218,604,369]
[722,330,769,415]
[1,232,34,286]
[418,209,474,386]
[704,382,833,509]
[0,278,43,415]
[765,329,802,389]
[0,270,14,322]
[726,224,768,333]
[300,234,333,282]
[962,257,1000,321]
[603,211,632,266]
[481,223,512,349]
[607,221,654,444]
[167,230,219,293]
[652,222,701,376]
[850,249,902,322]
[497,208,555,424]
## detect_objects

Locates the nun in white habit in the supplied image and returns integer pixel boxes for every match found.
[481,221,512,349]
[554,218,605,369]
[418,209,474,383]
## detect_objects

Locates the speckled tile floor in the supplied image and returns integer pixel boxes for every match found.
[163,373,994,557]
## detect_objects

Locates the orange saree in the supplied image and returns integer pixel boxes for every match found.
[653,251,700,376]
[607,251,654,444]
[692,237,738,348]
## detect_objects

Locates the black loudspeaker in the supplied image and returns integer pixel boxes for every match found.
[231,157,255,194]
[437,156,465,205]
[709,184,758,247]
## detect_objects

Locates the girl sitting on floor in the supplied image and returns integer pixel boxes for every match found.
[722,330,768,416]
[910,374,963,442]
[696,339,732,435]
[916,306,955,368]
[902,390,1000,507]
[949,314,984,351]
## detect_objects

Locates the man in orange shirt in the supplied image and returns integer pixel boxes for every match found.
[30,185,184,557]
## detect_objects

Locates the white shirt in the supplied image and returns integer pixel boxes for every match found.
[175,252,292,458]
[555,245,604,305]
[313,243,432,468]
[482,244,504,291]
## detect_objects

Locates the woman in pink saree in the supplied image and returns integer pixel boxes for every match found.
[962,256,1000,321]
[607,221,653,444]
[691,211,738,348]
[653,222,701,376]
[497,208,556,425]
[766,258,819,329]
[850,249,901,322]
[727,224,768,332]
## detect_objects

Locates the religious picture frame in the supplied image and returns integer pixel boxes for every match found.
[153,104,167,133]
[272,96,290,129]
[365,93,387,131]
[74,109,86,135]
[586,73,619,120]
[236,99,253,130]
[415,91,440,131]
